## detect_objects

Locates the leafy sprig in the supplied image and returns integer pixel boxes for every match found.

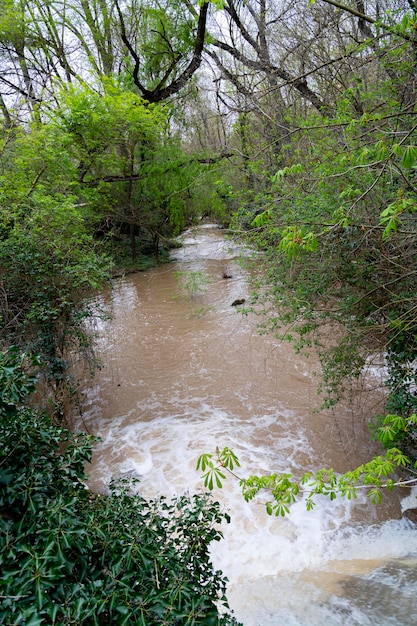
[197,414,417,517]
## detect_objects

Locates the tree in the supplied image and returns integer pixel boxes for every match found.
[0,0,217,122]
[205,0,417,179]
[205,0,335,171]
[115,0,210,103]
[56,83,166,260]
[224,1,417,456]
[55,82,227,260]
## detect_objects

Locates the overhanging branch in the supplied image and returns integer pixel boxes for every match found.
[116,1,209,103]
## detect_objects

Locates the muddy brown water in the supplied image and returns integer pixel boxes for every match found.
[76,224,417,625]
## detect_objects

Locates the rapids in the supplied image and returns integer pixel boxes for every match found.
[76,224,417,625]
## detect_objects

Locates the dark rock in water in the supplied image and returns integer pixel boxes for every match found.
[403,508,417,524]
[222,272,233,279]
[231,298,246,306]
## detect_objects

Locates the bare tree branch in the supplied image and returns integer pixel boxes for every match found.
[115,0,209,103]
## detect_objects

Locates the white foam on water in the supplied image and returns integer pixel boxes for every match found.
[172,224,248,263]
[83,401,417,625]
[400,485,417,512]
[83,398,310,494]
[217,508,417,626]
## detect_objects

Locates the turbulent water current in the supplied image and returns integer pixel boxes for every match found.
[76,224,417,625]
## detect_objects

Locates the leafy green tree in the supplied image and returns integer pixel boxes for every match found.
[55,83,227,260]
[0,0,215,120]
[0,347,240,625]
[226,2,417,421]
[55,83,165,260]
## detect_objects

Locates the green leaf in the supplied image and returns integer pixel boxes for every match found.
[378,423,399,443]
[215,468,226,488]
[306,497,315,511]
[218,447,241,470]
[273,502,290,517]
[272,163,304,182]
[401,145,417,168]
[22,614,43,626]
[386,448,410,467]
[392,143,402,158]
[196,453,213,472]
[251,208,273,227]
[368,487,382,505]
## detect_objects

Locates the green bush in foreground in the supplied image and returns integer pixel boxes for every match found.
[0,348,239,625]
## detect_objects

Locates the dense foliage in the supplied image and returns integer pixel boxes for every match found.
[0,348,239,625]
[0,81,227,415]
[0,197,110,415]
[223,2,417,460]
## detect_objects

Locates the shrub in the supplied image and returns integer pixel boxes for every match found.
[0,348,239,625]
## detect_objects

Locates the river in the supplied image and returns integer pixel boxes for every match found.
[76,224,417,625]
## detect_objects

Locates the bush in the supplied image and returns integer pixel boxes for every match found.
[0,348,239,625]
